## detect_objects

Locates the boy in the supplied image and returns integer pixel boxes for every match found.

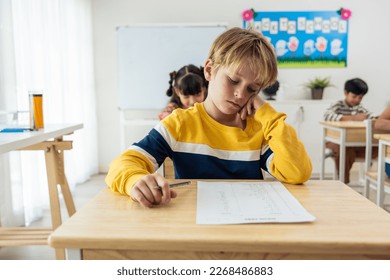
[106,27,312,207]
[323,78,375,183]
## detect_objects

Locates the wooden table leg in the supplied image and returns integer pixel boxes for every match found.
[44,139,76,259]
[53,144,76,216]
[44,145,63,259]
[19,138,75,260]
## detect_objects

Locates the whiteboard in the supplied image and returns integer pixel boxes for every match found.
[117,24,227,110]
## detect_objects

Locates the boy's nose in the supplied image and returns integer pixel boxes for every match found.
[234,87,245,99]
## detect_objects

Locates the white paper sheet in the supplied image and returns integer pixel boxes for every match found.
[196,181,316,224]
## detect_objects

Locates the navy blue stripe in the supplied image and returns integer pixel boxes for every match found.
[259,148,273,172]
[133,128,267,179]
[172,152,263,179]
[133,128,172,166]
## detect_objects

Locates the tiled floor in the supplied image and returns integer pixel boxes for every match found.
[0,169,389,260]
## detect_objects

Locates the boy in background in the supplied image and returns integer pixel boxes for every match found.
[323,78,376,184]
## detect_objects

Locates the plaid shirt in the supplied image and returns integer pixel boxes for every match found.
[323,100,375,121]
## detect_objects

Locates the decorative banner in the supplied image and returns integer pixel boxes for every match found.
[243,10,350,68]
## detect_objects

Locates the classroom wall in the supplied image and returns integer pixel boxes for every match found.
[92,0,390,172]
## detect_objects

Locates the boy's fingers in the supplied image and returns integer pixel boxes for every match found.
[245,95,257,117]
[130,186,153,208]
[170,189,178,198]
[131,176,162,207]
[142,177,163,204]
[155,176,171,203]
[131,174,176,207]
[240,107,247,120]
[247,102,252,116]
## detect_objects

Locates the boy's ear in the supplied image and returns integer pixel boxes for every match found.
[204,59,213,81]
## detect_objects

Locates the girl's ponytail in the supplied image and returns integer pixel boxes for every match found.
[166,71,177,97]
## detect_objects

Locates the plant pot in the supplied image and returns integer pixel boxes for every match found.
[311,88,324,100]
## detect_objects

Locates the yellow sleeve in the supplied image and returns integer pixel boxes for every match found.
[255,103,312,184]
[105,150,155,196]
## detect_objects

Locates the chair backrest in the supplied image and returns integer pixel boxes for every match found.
[365,119,378,172]
[163,158,175,179]
[364,119,389,172]
[363,119,390,202]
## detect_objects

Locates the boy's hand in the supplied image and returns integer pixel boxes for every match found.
[240,94,266,120]
[354,113,369,121]
[130,173,177,208]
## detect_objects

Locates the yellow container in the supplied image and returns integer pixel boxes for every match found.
[29,93,44,129]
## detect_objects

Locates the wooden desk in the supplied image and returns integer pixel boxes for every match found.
[49,180,390,260]
[320,121,368,182]
[374,134,390,207]
[0,124,82,259]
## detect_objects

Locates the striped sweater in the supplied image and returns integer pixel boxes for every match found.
[105,102,312,196]
[323,100,375,121]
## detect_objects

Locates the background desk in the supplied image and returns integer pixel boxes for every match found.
[49,180,390,260]
[320,121,367,182]
[0,123,83,259]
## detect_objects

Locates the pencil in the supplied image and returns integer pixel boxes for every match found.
[169,181,191,187]
[154,180,191,190]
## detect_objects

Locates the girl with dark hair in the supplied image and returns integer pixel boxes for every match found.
[159,64,208,120]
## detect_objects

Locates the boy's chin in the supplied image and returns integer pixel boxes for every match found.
[221,107,240,115]
[346,101,359,107]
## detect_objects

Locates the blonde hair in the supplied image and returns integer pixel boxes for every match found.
[207,27,278,89]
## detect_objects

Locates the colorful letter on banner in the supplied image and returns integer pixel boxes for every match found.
[244,11,349,68]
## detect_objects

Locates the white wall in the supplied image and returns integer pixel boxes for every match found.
[92,0,390,172]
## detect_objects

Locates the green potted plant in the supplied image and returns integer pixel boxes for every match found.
[304,77,333,100]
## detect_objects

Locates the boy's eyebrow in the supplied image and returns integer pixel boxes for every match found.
[228,72,261,87]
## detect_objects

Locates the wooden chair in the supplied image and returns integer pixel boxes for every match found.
[364,119,390,206]
[324,133,368,183]
[163,158,175,179]
[321,121,369,182]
